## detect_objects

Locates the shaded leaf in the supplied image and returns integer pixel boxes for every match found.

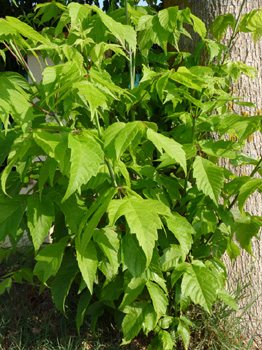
[0,195,26,241]
[27,195,55,251]
[147,128,186,174]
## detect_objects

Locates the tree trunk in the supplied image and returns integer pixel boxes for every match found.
[164,0,262,346]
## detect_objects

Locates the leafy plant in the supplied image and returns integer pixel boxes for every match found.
[0,2,262,349]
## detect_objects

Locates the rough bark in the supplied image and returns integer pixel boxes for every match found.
[164,0,262,346]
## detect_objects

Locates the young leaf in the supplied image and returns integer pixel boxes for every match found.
[63,132,104,202]
[147,128,186,174]
[193,156,224,206]
[27,195,55,251]
[182,260,219,313]
[0,195,26,241]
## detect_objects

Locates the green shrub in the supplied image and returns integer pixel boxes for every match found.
[0,2,262,349]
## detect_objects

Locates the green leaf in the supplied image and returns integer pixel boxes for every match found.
[93,6,136,53]
[199,140,239,159]
[33,129,70,176]
[159,244,182,272]
[247,9,262,43]
[227,240,240,261]
[165,213,194,260]
[93,227,120,274]
[0,130,19,168]
[76,189,116,293]
[142,303,157,335]
[50,250,78,314]
[193,156,224,206]
[238,178,262,213]
[1,134,32,195]
[39,157,58,198]
[171,262,189,287]
[146,281,168,318]
[67,2,91,29]
[170,67,207,91]
[182,260,219,313]
[122,301,148,344]
[27,195,55,251]
[63,132,104,202]
[0,278,12,296]
[235,214,261,255]
[109,197,170,265]
[76,239,98,295]
[158,316,174,330]
[0,195,26,241]
[121,233,147,278]
[34,239,68,283]
[108,121,145,161]
[210,14,236,41]
[177,320,190,350]
[150,329,174,350]
[119,276,146,310]
[217,289,239,311]
[73,81,108,117]
[147,128,186,174]
[158,7,178,32]
[76,291,92,333]
[190,14,206,38]
[6,16,51,44]
[60,193,88,234]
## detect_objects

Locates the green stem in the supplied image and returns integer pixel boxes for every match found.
[125,0,136,121]
[10,40,40,93]
[95,111,118,187]
[222,0,247,64]
[183,109,196,198]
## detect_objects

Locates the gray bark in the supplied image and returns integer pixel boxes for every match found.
[164,0,262,346]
